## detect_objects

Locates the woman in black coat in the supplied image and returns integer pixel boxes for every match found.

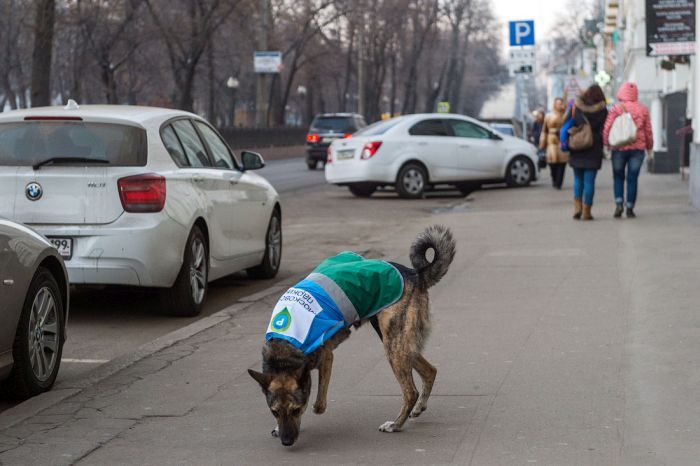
[567,85,608,220]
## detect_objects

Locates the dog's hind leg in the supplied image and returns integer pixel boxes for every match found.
[409,354,437,418]
[378,353,419,433]
[313,348,333,415]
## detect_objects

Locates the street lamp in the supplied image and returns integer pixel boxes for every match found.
[297,86,308,126]
[226,76,239,127]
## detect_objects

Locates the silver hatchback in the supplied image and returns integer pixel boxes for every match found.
[0,219,69,400]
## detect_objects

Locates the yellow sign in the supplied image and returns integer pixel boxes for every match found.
[437,101,450,113]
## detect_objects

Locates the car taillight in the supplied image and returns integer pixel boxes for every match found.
[327,146,333,163]
[118,174,166,213]
[306,133,320,143]
[360,141,382,160]
[343,133,353,139]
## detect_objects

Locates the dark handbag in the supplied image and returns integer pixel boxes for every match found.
[568,105,593,151]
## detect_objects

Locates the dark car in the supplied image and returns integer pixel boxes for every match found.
[0,219,69,400]
[305,113,367,169]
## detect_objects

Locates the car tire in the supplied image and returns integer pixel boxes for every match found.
[396,163,427,199]
[3,267,64,400]
[162,226,208,317]
[247,209,282,279]
[456,182,481,196]
[348,184,376,197]
[505,156,534,187]
[307,160,317,170]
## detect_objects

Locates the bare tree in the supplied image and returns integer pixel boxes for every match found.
[30,0,56,106]
[144,0,242,111]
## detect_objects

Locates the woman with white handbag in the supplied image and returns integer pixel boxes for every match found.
[603,82,654,218]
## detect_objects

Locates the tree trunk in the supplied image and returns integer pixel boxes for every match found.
[30,0,56,107]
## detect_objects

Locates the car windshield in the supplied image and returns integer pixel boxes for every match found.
[311,116,355,133]
[0,121,147,167]
[491,124,515,136]
[355,117,404,137]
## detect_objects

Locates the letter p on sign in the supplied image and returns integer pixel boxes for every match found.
[509,20,535,47]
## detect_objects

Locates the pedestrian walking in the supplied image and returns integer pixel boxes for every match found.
[565,85,608,220]
[539,98,568,189]
[529,110,544,146]
[603,82,653,218]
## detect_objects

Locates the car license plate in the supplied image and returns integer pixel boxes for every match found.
[49,238,73,260]
[337,150,355,160]
[322,137,337,143]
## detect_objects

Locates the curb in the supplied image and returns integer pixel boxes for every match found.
[0,274,303,432]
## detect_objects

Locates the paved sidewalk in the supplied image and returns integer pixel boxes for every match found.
[1,168,699,465]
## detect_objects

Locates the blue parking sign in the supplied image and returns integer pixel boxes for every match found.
[509,20,535,46]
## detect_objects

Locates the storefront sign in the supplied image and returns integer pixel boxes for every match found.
[646,0,695,56]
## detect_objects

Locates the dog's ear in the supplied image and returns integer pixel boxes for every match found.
[248,369,271,389]
[295,364,312,390]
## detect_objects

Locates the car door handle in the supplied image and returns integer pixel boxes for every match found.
[418,142,428,146]
[458,144,471,148]
[192,174,204,182]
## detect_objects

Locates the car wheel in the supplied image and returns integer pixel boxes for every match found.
[505,156,534,187]
[3,267,64,400]
[247,209,282,279]
[162,226,208,317]
[396,163,427,199]
[307,160,317,170]
[348,184,376,197]
[456,182,481,196]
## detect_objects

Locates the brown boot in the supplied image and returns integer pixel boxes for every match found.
[573,199,582,220]
[582,204,594,220]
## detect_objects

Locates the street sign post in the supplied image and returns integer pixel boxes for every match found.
[254,51,283,73]
[509,20,535,47]
[508,48,535,77]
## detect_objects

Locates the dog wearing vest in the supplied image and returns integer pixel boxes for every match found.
[248,225,456,446]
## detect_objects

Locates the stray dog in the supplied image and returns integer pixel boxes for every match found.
[249,225,456,446]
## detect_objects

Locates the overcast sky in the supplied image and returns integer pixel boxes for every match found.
[492,0,568,48]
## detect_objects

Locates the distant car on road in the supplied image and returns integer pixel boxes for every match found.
[325,113,539,198]
[489,123,517,137]
[306,113,367,170]
[0,103,281,317]
[0,219,69,400]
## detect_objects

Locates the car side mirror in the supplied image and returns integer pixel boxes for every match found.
[241,151,265,171]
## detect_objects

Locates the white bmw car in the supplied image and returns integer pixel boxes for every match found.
[325,113,539,198]
[0,103,281,316]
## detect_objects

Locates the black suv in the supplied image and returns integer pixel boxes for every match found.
[305,113,367,169]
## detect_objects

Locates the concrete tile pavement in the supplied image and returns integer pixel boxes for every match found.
[1,166,699,465]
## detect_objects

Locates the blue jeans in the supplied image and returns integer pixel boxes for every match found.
[612,150,645,207]
[572,168,598,206]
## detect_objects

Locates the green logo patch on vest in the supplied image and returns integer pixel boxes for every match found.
[270,308,292,332]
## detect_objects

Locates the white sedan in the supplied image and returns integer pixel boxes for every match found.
[0,103,281,316]
[325,113,539,198]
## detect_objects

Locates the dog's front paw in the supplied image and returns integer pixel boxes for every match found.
[378,421,401,433]
[271,426,279,438]
[313,401,326,415]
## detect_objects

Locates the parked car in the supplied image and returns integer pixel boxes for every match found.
[306,113,367,170]
[0,219,69,400]
[325,113,539,198]
[0,103,281,317]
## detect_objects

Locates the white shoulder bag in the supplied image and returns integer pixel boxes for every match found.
[608,103,638,148]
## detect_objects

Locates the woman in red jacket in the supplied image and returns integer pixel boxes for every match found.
[603,82,654,218]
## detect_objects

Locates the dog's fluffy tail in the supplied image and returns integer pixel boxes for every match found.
[409,225,456,289]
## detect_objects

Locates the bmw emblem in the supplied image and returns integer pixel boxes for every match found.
[25,182,43,201]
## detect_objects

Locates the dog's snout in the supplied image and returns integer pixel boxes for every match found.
[281,437,295,446]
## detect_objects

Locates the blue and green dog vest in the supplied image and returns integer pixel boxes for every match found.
[266,252,404,354]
